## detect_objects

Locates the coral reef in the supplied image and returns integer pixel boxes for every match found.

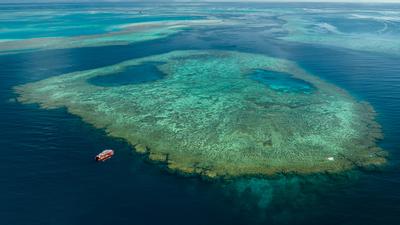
[15,50,386,178]
[0,24,184,55]
[279,14,400,56]
[0,19,224,55]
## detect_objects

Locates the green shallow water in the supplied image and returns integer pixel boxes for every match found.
[15,50,386,178]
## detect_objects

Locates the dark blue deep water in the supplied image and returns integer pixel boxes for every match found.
[1,3,400,225]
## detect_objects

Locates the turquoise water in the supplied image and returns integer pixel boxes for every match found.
[0,14,204,39]
[249,69,315,94]
[0,3,204,39]
[1,2,400,225]
[315,17,386,34]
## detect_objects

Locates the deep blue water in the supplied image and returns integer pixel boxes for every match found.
[1,3,400,225]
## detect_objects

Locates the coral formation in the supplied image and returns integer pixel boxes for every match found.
[0,24,184,55]
[279,14,400,56]
[0,19,224,55]
[15,50,386,178]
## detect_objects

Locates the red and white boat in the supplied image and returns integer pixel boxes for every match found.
[95,149,114,162]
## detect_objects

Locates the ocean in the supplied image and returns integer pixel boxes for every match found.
[0,2,399,225]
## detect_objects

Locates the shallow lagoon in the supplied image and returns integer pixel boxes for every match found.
[1,2,400,225]
[249,69,315,94]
